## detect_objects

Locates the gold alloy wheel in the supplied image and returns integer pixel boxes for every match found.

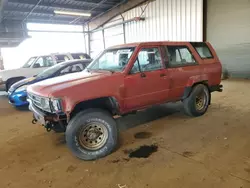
[78,122,108,150]
[195,91,207,111]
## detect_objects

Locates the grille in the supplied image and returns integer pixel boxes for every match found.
[28,93,43,109]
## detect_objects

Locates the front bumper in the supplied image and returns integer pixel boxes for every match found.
[8,91,29,107]
[28,102,66,125]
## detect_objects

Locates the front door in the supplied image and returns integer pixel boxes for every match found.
[123,47,170,111]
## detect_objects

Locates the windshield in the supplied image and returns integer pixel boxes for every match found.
[88,47,135,72]
[36,63,66,78]
[22,57,37,68]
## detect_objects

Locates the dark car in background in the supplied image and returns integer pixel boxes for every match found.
[8,59,92,107]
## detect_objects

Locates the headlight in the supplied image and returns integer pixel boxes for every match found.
[51,98,62,113]
[40,98,51,112]
[15,85,28,92]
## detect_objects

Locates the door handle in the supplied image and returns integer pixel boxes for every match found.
[160,73,166,77]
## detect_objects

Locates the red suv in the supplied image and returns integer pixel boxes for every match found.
[27,41,223,160]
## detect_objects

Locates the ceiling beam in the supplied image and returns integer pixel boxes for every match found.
[8,0,114,11]
[3,16,85,25]
[88,0,149,30]
[4,6,102,17]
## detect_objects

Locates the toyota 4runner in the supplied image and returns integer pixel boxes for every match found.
[27,41,223,161]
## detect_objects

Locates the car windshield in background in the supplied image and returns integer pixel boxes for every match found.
[88,47,135,72]
[36,63,66,79]
[22,57,37,68]
[72,53,91,60]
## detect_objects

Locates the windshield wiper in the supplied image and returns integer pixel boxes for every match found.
[88,68,114,74]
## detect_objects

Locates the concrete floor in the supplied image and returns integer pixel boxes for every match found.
[0,79,250,188]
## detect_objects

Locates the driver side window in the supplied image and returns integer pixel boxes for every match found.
[130,47,163,74]
[60,66,72,75]
[33,57,44,68]
[33,56,54,68]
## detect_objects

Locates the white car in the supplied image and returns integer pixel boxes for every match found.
[0,52,91,91]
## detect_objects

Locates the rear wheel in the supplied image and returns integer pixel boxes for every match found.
[183,84,210,117]
[6,78,23,91]
[65,109,118,160]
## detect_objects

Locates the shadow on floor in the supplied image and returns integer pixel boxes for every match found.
[117,102,183,131]
[15,106,30,111]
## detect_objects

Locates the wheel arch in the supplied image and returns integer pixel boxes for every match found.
[69,96,120,120]
[5,76,26,91]
[182,80,210,100]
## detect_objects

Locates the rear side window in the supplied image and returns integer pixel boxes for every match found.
[71,53,91,60]
[55,55,70,63]
[191,42,213,59]
[165,46,197,67]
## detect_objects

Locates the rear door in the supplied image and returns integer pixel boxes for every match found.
[164,44,201,100]
[124,46,170,110]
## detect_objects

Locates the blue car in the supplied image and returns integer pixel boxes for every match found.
[8,59,92,107]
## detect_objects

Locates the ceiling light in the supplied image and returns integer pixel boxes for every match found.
[54,10,91,17]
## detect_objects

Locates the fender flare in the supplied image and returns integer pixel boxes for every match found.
[181,82,211,105]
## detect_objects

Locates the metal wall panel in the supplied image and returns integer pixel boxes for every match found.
[207,0,250,78]
[104,16,125,48]
[89,0,203,58]
[124,0,203,43]
[90,30,104,58]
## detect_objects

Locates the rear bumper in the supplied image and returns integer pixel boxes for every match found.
[209,84,223,92]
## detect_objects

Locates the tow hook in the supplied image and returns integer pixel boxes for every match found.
[32,119,37,124]
[44,122,52,132]
[46,127,52,132]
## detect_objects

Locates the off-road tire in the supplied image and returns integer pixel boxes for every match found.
[183,84,210,117]
[65,109,118,160]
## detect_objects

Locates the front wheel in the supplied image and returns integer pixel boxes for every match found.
[183,84,210,117]
[65,109,118,160]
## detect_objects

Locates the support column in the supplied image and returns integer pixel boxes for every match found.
[0,49,3,70]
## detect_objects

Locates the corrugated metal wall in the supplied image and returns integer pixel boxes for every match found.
[124,0,203,43]
[90,0,203,57]
[207,0,250,78]
[104,16,125,48]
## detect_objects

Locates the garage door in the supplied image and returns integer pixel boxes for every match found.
[90,30,104,58]
[104,16,125,48]
[207,0,250,78]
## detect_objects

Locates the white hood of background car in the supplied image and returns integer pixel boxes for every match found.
[0,67,47,81]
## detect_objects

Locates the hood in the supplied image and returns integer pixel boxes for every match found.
[10,77,37,91]
[27,71,113,97]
